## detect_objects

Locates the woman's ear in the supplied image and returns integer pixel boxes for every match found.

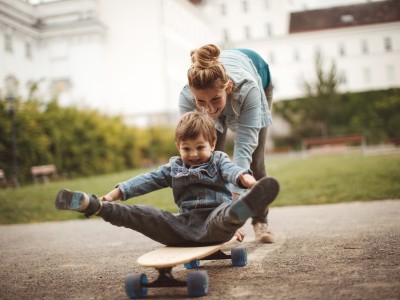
[227,80,233,93]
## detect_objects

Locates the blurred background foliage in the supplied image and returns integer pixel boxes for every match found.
[1,87,398,185]
[272,53,400,151]
[273,88,400,150]
[0,97,178,184]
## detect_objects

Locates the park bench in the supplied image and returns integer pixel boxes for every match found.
[302,134,365,156]
[31,164,59,184]
[0,169,19,188]
[0,169,6,188]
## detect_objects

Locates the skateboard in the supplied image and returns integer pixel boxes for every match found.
[124,237,247,298]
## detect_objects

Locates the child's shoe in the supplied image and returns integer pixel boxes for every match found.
[55,189,102,217]
[229,177,279,223]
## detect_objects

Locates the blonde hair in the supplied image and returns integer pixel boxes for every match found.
[175,111,216,145]
[187,44,230,91]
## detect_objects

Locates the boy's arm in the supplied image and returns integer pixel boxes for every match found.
[217,152,253,188]
[101,163,172,201]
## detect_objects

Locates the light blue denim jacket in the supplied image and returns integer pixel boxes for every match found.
[179,49,272,194]
[117,151,251,213]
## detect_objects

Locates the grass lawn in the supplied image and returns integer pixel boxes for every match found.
[0,152,399,224]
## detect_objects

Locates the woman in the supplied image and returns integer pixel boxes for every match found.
[179,44,275,243]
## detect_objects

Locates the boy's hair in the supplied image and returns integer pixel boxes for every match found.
[175,111,217,145]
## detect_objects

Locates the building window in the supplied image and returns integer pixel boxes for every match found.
[242,1,248,13]
[222,28,229,43]
[269,51,275,64]
[51,78,71,95]
[361,40,369,54]
[315,46,321,58]
[25,42,32,59]
[293,48,300,62]
[4,33,12,52]
[244,25,251,40]
[220,3,226,16]
[341,71,347,85]
[384,37,392,52]
[386,64,395,83]
[341,14,354,23]
[265,23,272,37]
[339,43,346,57]
[363,67,371,84]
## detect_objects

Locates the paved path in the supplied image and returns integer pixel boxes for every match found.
[0,200,399,299]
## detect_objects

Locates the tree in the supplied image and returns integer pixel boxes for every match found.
[300,52,342,136]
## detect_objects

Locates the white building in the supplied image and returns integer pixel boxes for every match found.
[1,0,399,126]
[0,0,215,125]
[208,0,400,100]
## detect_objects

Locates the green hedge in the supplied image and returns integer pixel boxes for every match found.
[0,98,177,185]
[273,88,400,150]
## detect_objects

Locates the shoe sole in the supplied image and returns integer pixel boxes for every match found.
[55,189,85,211]
[230,177,280,222]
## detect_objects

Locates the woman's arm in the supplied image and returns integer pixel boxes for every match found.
[232,85,262,170]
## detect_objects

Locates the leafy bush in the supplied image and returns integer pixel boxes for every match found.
[273,88,400,149]
[0,98,176,185]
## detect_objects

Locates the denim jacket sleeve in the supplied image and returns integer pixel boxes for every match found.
[117,164,172,200]
[216,151,252,189]
[232,85,262,167]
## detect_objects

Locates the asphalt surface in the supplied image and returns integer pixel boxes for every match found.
[0,200,399,300]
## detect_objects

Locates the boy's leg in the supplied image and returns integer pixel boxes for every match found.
[196,178,279,245]
[55,189,192,245]
[99,202,193,245]
[229,177,279,224]
[201,202,245,244]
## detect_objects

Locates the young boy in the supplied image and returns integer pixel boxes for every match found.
[55,111,279,246]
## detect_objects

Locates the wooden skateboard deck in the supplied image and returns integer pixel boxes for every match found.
[125,237,247,298]
[137,237,236,268]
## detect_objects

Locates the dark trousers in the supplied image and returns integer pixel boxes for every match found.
[99,201,243,246]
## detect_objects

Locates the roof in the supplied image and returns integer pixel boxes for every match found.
[289,0,400,33]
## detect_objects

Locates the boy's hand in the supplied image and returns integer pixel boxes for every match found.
[239,173,257,189]
[234,228,245,242]
[100,195,114,202]
[100,187,122,202]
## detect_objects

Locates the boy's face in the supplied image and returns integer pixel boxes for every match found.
[176,134,216,167]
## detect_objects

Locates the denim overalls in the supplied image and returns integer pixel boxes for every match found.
[98,151,251,246]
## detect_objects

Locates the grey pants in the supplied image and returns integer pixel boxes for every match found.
[215,83,273,225]
[98,201,243,246]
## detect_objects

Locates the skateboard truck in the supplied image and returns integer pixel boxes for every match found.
[146,267,186,288]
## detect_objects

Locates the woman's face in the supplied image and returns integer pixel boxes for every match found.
[192,87,228,119]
